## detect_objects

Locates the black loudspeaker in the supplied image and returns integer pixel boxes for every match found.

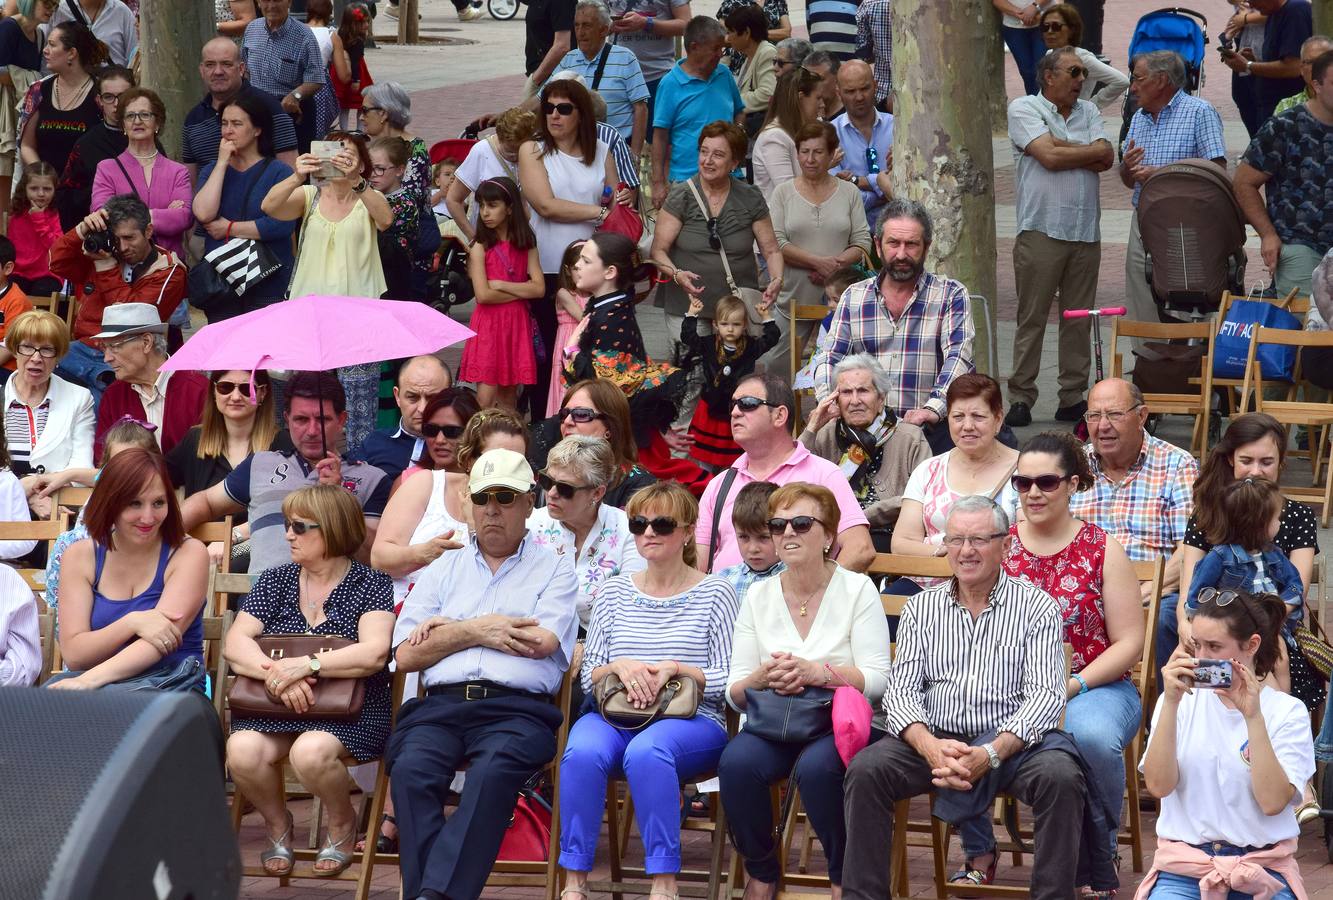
[0,687,241,899]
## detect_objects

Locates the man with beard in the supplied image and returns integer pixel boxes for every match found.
[811,200,976,453]
[799,353,931,551]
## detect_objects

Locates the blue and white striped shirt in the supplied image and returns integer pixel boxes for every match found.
[550,43,650,141]
[581,574,741,727]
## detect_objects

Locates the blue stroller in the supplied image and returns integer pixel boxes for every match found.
[1118,8,1209,150]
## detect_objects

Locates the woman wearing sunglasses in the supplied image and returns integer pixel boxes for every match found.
[944,430,1142,890]
[557,480,741,900]
[399,388,481,482]
[719,481,890,897]
[1037,4,1128,109]
[226,484,396,878]
[1141,589,1312,899]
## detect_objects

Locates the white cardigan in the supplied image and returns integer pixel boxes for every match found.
[3,374,95,475]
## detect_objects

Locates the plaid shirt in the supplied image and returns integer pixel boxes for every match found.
[811,272,974,419]
[855,0,893,104]
[1069,433,1198,562]
[1122,89,1226,206]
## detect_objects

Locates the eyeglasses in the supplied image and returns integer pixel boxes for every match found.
[1066,65,1087,78]
[1011,473,1072,493]
[941,532,1007,549]
[731,395,778,413]
[123,111,156,122]
[370,164,395,176]
[284,519,321,536]
[421,422,465,440]
[16,343,57,359]
[1040,21,1067,32]
[100,336,143,354]
[1083,404,1143,425]
[766,516,826,535]
[775,57,793,68]
[362,105,384,115]
[706,216,722,250]
[628,515,678,536]
[470,489,524,507]
[559,406,607,424]
[214,380,257,398]
[542,101,576,116]
[100,92,125,104]
[537,471,593,499]
[865,146,880,175]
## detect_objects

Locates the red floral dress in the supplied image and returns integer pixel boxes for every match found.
[1003,521,1127,680]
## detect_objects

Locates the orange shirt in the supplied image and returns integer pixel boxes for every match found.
[0,282,33,371]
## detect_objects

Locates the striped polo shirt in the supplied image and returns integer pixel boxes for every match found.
[549,43,650,141]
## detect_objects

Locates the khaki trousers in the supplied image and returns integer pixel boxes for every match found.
[1009,229,1099,408]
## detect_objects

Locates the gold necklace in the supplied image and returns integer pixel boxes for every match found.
[786,572,828,617]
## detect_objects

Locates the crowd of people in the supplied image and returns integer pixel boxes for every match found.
[0,0,1327,899]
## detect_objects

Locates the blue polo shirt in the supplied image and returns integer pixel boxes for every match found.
[652,61,745,181]
[549,43,650,141]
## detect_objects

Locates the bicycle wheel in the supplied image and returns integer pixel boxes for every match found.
[487,0,519,19]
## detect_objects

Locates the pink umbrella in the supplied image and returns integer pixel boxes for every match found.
[159,295,474,374]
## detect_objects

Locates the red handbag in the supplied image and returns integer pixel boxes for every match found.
[595,202,644,245]
[496,790,552,861]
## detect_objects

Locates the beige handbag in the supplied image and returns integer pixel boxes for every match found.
[596,672,699,731]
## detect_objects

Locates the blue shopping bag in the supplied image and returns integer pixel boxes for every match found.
[1212,299,1301,381]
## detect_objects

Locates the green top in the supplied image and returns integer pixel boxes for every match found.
[1273,88,1310,118]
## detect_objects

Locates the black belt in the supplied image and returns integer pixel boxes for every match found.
[425,680,552,704]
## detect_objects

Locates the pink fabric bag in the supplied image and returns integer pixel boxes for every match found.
[826,664,873,766]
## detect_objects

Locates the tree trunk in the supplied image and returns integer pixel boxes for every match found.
[890,0,1000,375]
[984,3,1008,134]
[397,0,420,43]
[1316,0,1333,37]
[138,0,213,158]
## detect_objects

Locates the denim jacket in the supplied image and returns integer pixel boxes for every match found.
[1186,543,1305,625]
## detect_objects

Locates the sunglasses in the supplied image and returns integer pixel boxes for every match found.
[1011,473,1071,493]
[537,471,592,499]
[284,519,321,535]
[470,489,524,507]
[766,516,826,535]
[628,515,679,536]
[1066,65,1087,78]
[542,101,576,116]
[1040,21,1067,31]
[706,216,722,250]
[1196,586,1265,633]
[731,395,778,413]
[421,422,465,440]
[559,406,607,424]
[214,380,257,398]
[865,146,880,175]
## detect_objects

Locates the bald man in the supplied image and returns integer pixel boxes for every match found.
[830,59,894,224]
[360,356,455,482]
[182,37,300,186]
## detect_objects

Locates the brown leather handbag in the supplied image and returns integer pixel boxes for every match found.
[228,635,366,721]
[596,672,698,731]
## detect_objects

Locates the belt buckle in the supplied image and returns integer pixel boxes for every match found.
[465,684,484,701]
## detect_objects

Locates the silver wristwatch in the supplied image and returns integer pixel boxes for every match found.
[982,742,1001,770]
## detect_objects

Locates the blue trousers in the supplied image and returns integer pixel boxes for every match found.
[386,693,562,900]
[1001,25,1046,95]
[54,341,113,409]
[719,729,877,885]
[1149,844,1296,900]
[558,712,727,874]
[957,680,1140,859]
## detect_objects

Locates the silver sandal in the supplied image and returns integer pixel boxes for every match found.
[259,813,295,876]
[312,828,356,877]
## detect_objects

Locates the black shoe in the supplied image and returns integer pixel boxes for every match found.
[1004,402,1032,427]
[1054,401,1088,422]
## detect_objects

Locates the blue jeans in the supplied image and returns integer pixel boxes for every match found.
[1001,25,1046,95]
[558,711,727,874]
[54,341,113,409]
[1149,845,1295,900]
[1316,694,1333,761]
[957,679,1141,859]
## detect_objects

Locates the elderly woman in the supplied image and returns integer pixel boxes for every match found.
[49,448,210,692]
[651,120,783,381]
[893,374,1021,589]
[531,378,659,509]
[948,431,1143,889]
[191,91,298,321]
[800,354,931,551]
[528,435,645,627]
[724,5,777,132]
[445,107,537,243]
[1038,4,1128,109]
[5,311,94,495]
[720,0,791,74]
[719,482,892,895]
[90,87,193,257]
[557,481,740,900]
[752,67,822,199]
[768,120,871,370]
[225,484,395,877]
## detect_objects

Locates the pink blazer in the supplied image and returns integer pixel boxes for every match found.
[90,150,194,256]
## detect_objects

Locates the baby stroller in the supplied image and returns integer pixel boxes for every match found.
[1119,8,1209,151]
[1136,158,1247,321]
[425,135,478,314]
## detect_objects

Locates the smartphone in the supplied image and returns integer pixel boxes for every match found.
[1193,658,1233,689]
[311,140,344,181]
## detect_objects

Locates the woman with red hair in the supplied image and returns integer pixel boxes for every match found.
[47,448,210,692]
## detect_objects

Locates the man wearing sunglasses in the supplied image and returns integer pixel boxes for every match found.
[389,448,578,900]
[359,355,453,483]
[697,372,874,573]
[1004,47,1114,429]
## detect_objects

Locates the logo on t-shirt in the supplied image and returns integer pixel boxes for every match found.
[1239,739,1252,768]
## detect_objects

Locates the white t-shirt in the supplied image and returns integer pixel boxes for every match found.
[453,138,521,227]
[1143,686,1314,847]
[1000,0,1057,29]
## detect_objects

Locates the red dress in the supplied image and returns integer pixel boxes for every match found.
[458,240,538,386]
[1002,521,1127,679]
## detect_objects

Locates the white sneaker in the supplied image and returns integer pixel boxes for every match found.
[459,4,482,19]
[385,3,400,16]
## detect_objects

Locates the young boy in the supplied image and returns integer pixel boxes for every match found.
[718,481,785,602]
[0,237,33,373]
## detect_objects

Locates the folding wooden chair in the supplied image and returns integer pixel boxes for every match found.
[1119,557,1165,873]
[1110,317,1214,457]
[788,299,832,425]
[49,486,93,521]
[0,516,69,558]
[29,292,60,316]
[190,517,235,613]
[201,611,234,723]
[36,609,55,686]
[1206,290,1306,417]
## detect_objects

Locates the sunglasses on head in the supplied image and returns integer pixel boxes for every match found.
[766,516,825,535]
[559,406,607,424]
[421,422,465,440]
[731,395,777,413]
[1011,473,1071,493]
[706,216,722,250]
[1195,586,1266,633]
[542,101,576,116]
[537,471,592,499]
[628,515,679,536]
[470,489,525,507]
[284,519,320,535]
[214,380,257,398]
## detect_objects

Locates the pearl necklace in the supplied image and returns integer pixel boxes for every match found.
[130,149,159,161]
